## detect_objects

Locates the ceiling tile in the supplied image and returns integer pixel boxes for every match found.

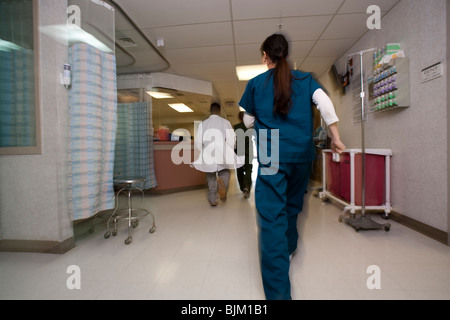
[300,56,337,76]
[163,45,235,65]
[321,13,370,39]
[231,0,344,20]
[233,19,284,45]
[115,0,231,28]
[234,40,319,66]
[233,15,333,44]
[235,43,262,63]
[142,22,233,50]
[171,62,236,79]
[309,38,358,57]
[289,40,316,58]
[338,0,400,14]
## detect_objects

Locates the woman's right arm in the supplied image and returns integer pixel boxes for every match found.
[243,113,255,128]
[327,123,346,154]
[312,89,346,153]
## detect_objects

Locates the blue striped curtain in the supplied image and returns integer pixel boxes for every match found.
[68,43,117,221]
[0,49,35,147]
[0,0,36,148]
[114,102,157,189]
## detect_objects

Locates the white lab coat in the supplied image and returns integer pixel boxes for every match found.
[192,115,244,172]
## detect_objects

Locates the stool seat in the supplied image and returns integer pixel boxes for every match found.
[114,177,146,185]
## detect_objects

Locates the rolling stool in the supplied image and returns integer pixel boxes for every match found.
[104,177,156,244]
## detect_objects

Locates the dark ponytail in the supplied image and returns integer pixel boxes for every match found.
[261,34,292,115]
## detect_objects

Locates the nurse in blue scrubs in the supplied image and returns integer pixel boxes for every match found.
[239,33,346,300]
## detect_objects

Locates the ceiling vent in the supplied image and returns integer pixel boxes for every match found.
[116,31,138,48]
[117,37,138,48]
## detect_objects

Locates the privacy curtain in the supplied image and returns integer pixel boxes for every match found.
[68,42,117,220]
[0,48,35,147]
[0,0,36,148]
[114,102,157,189]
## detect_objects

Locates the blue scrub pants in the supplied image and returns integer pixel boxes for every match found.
[255,161,311,300]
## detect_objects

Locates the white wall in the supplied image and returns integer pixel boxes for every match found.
[320,0,448,232]
[447,0,450,244]
[0,1,73,244]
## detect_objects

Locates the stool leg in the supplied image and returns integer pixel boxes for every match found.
[105,187,125,239]
[89,212,98,233]
[135,187,156,233]
[124,189,133,245]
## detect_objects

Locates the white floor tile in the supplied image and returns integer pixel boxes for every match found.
[1,170,450,300]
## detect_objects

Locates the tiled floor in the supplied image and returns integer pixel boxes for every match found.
[1,170,450,300]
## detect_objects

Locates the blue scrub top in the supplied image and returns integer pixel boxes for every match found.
[239,69,321,163]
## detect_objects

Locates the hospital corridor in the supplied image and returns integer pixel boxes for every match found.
[1,0,450,303]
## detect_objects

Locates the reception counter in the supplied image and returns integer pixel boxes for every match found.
[150,141,206,194]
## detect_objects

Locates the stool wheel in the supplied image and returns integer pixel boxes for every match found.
[112,230,118,237]
[124,236,132,245]
[104,232,110,239]
[149,226,156,233]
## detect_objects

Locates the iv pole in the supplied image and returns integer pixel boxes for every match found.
[339,48,391,232]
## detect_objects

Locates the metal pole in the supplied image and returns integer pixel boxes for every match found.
[348,49,374,218]
[359,52,366,217]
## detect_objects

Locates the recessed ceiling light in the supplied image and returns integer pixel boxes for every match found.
[236,65,268,81]
[146,91,174,99]
[168,103,194,113]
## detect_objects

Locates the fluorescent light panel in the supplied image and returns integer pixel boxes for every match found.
[146,91,174,99]
[236,65,268,81]
[39,24,113,53]
[168,103,194,113]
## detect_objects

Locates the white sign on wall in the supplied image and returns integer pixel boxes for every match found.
[421,62,444,83]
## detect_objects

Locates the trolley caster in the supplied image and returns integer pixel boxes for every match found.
[104,232,110,239]
[112,230,118,237]
[149,226,156,233]
[354,226,360,232]
[380,212,390,220]
[124,236,132,245]
[384,224,391,232]
[321,197,329,204]
[132,221,139,228]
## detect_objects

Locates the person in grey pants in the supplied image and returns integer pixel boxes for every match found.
[192,103,243,206]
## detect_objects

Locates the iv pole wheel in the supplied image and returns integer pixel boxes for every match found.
[384,224,391,232]
[124,236,132,245]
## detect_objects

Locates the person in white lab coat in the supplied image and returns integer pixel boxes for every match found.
[192,103,243,206]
